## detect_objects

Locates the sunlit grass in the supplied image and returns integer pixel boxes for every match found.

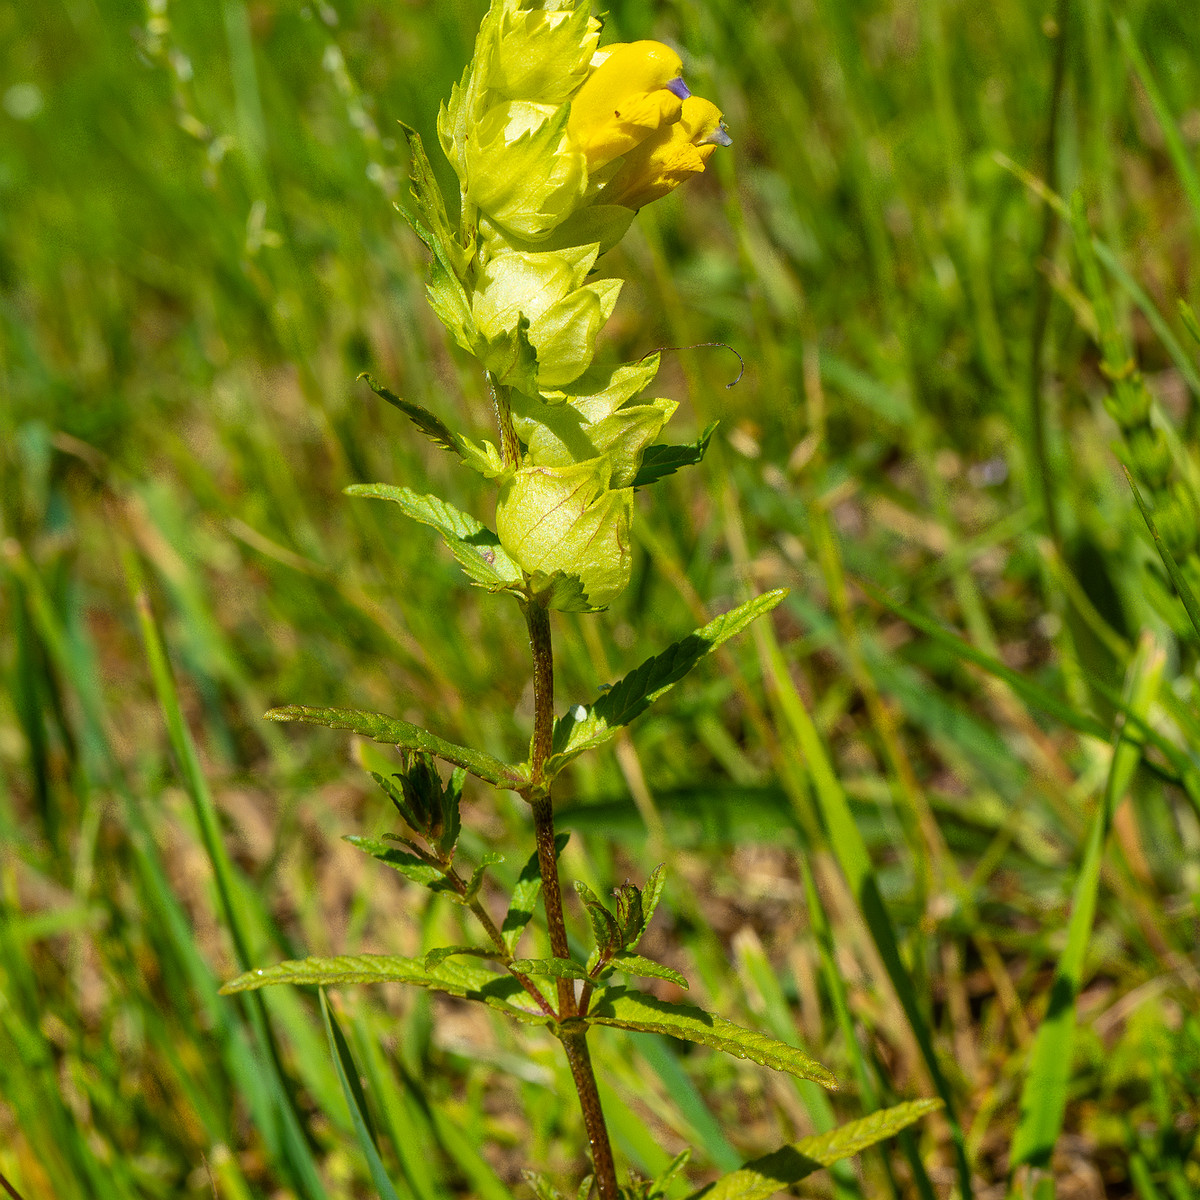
[2,0,1199,1197]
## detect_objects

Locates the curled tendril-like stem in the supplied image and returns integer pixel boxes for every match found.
[638,341,745,388]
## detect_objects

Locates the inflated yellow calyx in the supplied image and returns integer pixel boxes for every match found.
[605,97,731,210]
[567,41,686,168]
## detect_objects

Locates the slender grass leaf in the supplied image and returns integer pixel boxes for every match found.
[586,987,837,1088]
[220,954,552,1025]
[508,958,593,980]
[547,590,787,774]
[1011,636,1164,1170]
[633,422,718,488]
[1125,469,1200,647]
[688,1099,943,1200]
[606,954,688,989]
[320,992,403,1200]
[1181,300,1200,348]
[265,705,527,790]
[1115,19,1200,233]
[345,483,521,587]
[756,619,972,1195]
[502,835,569,954]
[862,582,1107,739]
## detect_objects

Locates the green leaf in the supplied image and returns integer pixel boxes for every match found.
[264,705,528,791]
[612,884,644,948]
[1011,636,1164,1169]
[650,1150,692,1200]
[358,375,507,479]
[320,991,404,1200]
[687,1099,943,1200]
[1125,468,1200,647]
[440,767,464,855]
[631,864,667,951]
[344,835,449,891]
[508,957,593,981]
[396,121,468,278]
[344,483,522,589]
[546,591,787,774]
[462,852,505,904]
[219,954,552,1026]
[605,953,688,989]
[586,987,836,1088]
[632,421,718,488]
[575,880,620,953]
[502,834,569,954]
[423,945,495,968]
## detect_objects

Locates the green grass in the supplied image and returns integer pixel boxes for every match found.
[3,0,1200,1197]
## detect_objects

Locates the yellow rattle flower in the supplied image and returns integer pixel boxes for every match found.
[567,41,690,168]
[604,96,731,210]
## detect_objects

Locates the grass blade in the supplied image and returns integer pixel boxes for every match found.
[320,992,405,1200]
[1125,469,1200,647]
[1010,634,1164,1171]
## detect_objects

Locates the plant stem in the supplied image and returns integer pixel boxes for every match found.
[524,599,619,1200]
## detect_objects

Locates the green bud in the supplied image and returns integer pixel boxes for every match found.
[1122,424,1172,491]
[472,246,621,387]
[496,458,634,609]
[463,101,588,241]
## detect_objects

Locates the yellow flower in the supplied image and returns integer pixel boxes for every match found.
[567,41,689,168]
[604,97,731,210]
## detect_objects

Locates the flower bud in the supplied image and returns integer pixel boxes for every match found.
[472,245,621,387]
[567,41,687,168]
[604,97,731,209]
[496,458,634,609]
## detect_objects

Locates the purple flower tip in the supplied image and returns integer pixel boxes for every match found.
[666,76,691,101]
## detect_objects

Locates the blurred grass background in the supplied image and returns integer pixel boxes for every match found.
[2,0,1200,1197]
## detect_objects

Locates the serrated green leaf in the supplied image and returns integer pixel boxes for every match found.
[613,884,643,948]
[687,1099,943,1200]
[606,953,688,989]
[546,591,787,774]
[632,422,718,488]
[527,568,598,613]
[423,945,494,968]
[508,957,592,980]
[502,834,569,954]
[358,375,507,479]
[587,987,836,1087]
[630,864,667,951]
[219,954,552,1026]
[344,483,522,588]
[344,835,449,890]
[1126,468,1200,646]
[264,705,528,791]
[462,852,505,903]
[650,1150,692,1200]
[370,770,419,831]
[575,880,621,953]
[396,121,467,277]
[440,767,464,855]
